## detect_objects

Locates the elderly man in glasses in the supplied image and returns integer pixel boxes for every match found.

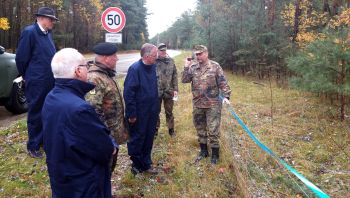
[86,42,128,174]
[182,45,231,164]
[15,7,59,158]
[42,48,115,197]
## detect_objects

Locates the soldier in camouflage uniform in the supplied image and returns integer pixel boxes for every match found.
[182,45,231,164]
[85,42,128,173]
[155,43,178,137]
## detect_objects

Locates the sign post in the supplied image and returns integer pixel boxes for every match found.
[101,7,126,43]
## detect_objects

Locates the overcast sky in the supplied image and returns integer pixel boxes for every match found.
[145,0,197,39]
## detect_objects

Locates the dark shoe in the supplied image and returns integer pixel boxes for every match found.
[168,128,175,137]
[195,143,209,162]
[28,149,43,159]
[211,147,219,164]
[131,166,142,176]
[144,167,159,175]
[154,129,158,138]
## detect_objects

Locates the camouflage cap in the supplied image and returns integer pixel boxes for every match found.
[194,45,208,54]
[157,43,167,51]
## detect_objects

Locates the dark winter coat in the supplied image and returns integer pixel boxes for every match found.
[42,79,114,198]
[15,22,56,81]
[123,59,159,171]
[124,59,159,119]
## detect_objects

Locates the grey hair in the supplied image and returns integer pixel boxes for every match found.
[140,43,156,57]
[51,48,84,78]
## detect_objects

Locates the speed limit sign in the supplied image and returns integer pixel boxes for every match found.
[101,7,126,33]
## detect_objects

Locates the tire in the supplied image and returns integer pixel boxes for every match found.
[4,81,28,114]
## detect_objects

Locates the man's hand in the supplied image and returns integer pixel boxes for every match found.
[222,98,230,105]
[128,117,137,124]
[184,58,192,68]
[173,91,178,101]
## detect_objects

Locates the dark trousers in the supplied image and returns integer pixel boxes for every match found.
[25,79,53,151]
[127,112,158,171]
[156,97,174,130]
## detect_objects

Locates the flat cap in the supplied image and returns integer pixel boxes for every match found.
[194,45,208,54]
[35,7,59,21]
[92,42,118,55]
[157,43,167,51]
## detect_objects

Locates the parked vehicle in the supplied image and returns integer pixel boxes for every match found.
[0,45,27,114]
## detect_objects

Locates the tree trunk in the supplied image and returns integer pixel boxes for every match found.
[323,0,331,14]
[268,0,276,29]
[339,59,346,121]
[292,0,301,43]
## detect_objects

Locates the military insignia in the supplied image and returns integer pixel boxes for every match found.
[89,89,96,95]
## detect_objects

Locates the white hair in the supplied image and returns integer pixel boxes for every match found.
[51,48,84,78]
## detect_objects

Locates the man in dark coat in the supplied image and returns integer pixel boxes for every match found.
[42,48,116,198]
[15,7,59,158]
[124,43,160,175]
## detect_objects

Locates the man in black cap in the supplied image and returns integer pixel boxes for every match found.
[16,7,59,158]
[86,42,127,174]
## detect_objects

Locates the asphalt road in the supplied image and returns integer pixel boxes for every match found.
[116,49,181,74]
[0,50,182,129]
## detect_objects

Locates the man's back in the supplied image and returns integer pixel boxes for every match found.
[42,79,114,198]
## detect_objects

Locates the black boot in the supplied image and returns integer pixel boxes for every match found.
[154,128,158,139]
[196,143,209,162]
[211,147,219,164]
[168,128,175,137]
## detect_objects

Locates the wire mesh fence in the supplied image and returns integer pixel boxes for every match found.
[220,107,318,198]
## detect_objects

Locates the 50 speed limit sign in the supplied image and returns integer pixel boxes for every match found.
[101,7,126,33]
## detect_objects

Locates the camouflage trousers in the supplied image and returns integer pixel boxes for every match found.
[193,105,222,148]
[157,97,175,130]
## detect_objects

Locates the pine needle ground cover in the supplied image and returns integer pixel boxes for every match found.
[0,52,348,197]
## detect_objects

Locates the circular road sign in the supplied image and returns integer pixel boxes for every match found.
[101,7,126,33]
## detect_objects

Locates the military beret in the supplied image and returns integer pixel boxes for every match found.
[194,45,208,54]
[157,43,167,51]
[92,42,118,55]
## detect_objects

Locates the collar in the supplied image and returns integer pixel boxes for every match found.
[37,22,47,34]
[89,61,116,77]
[157,55,170,63]
[55,78,95,98]
[141,59,154,67]
[199,61,210,68]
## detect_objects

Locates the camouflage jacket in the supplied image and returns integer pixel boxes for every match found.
[181,60,231,108]
[85,61,128,144]
[156,55,178,98]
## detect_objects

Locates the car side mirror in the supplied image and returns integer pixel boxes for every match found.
[0,46,5,54]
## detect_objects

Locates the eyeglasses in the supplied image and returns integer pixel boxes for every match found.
[78,63,90,69]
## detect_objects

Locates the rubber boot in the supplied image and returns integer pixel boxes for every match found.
[211,147,219,164]
[195,143,209,162]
